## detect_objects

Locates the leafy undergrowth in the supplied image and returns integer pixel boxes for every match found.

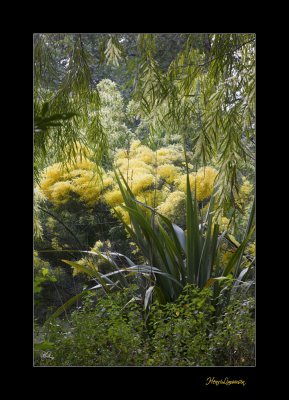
[34,284,255,366]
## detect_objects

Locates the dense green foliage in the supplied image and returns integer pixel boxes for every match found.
[34,33,255,366]
[34,284,255,366]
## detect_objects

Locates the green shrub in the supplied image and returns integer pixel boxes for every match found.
[34,285,255,366]
[209,295,255,366]
[146,285,216,366]
[35,286,147,366]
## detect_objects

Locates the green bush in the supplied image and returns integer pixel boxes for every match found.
[35,285,147,366]
[145,286,215,365]
[209,295,255,366]
[34,285,255,366]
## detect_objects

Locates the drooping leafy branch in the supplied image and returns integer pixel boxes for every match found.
[122,33,255,215]
[34,33,255,214]
[33,34,108,183]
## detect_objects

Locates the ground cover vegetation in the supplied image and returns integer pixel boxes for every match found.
[33,33,255,366]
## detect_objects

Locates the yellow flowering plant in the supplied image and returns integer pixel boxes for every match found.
[39,143,113,208]
[44,162,255,322]
[40,139,223,233]
[111,165,255,307]
[100,140,220,230]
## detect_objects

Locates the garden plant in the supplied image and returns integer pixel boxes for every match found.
[34,33,255,366]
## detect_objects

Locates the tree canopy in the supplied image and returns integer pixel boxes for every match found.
[34,32,255,215]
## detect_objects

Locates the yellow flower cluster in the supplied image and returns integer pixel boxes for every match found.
[40,144,113,208]
[72,240,111,276]
[156,191,186,220]
[100,141,220,227]
[40,140,221,229]
[156,147,186,165]
[70,257,91,277]
[131,174,155,195]
[239,176,254,204]
[49,181,75,205]
[133,144,155,164]
[102,188,124,207]
[92,239,111,253]
[195,167,218,201]
[114,205,131,226]
[51,237,62,251]
[40,163,63,197]
[71,240,112,277]
[47,217,55,229]
[102,141,186,223]
[175,166,218,201]
[220,217,230,232]
[157,164,182,184]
